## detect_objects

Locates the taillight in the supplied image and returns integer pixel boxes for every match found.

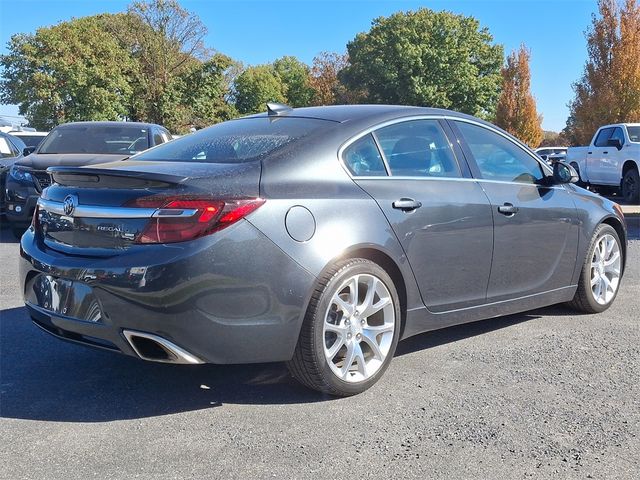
[125,195,265,244]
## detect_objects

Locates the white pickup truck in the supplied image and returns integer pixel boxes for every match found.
[566,123,640,203]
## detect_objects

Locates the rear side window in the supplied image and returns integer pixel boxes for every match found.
[343,134,387,176]
[153,130,164,146]
[132,117,334,163]
[628,126,640,143]
[455,121,544,184]
[594,128,614,147]
[374,120,460,177]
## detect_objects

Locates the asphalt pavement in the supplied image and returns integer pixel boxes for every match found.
[1,221,639,479]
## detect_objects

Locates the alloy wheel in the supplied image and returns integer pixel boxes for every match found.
[590,233,621,305]
[323,273,395,383]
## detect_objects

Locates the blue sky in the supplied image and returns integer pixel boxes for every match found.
[0,0,598,131]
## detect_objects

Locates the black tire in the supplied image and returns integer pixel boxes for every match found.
[622,167,639,204]
[287,258,401,396]
[567,224,623,313]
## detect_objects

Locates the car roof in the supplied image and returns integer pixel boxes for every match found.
[246,104,480,125]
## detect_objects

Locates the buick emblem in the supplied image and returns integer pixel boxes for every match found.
[63,194,78,216]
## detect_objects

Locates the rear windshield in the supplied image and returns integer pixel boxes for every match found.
[628,126,640,143]
[38,124,150,155]
[131,117,334,163]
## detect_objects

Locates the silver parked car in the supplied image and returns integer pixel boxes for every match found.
[20,105,627,396]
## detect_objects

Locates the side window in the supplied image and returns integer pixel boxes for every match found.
[161,129,171,142]
[455,121,544,184]
[594,128,614,147]
[343,134,387,176]
[0,137,14,158]
[610,127,625,146]
[153,129,165,146]
[374,120,460,177]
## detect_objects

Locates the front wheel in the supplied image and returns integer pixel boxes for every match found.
[287,258,401,396]
[567,224,623,313]
[622,168,639,204]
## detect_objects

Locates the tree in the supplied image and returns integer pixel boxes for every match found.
[120,0,210,129]
[273,56,314,107]
[233,65,286,114]
[308,51,351,105]
[566,0,640,145]
[0,14,134,130]
[495,45,543,147]
[339,8,504,118]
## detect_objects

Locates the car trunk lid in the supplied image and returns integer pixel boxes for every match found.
[37,160,262,254]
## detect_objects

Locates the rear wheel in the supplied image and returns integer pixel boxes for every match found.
[567,224,623,313]
[287,258,401,396]
[622,167,639,204]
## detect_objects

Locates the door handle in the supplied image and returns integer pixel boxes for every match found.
[392,198,422,211]
[603,151,608,154]
[497,203,518,216]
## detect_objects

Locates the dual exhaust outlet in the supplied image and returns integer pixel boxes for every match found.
[122,330,204,365]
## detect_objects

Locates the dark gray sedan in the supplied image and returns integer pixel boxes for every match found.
[19,105,627,396]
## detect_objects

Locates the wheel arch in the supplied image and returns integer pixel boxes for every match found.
[622,159,638,176]
[601,215,627,274]
[317,246,411,338]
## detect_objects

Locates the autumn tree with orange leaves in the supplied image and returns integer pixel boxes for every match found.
[495,44,543,147]
[565,0,640,145]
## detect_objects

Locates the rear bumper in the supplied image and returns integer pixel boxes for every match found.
[19,221,316,364]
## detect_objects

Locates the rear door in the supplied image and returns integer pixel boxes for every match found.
[344,118,494,312]
[450,120,578,302]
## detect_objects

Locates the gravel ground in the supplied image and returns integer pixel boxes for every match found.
[1,222,639,480]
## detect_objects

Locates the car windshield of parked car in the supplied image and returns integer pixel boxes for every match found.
[38,125,150,155]
[131,117,334,163]
[627,126,640,143]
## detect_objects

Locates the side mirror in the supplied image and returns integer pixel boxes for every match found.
[553,161,580,184]
[23,146,36,156]
[607,138,623,150]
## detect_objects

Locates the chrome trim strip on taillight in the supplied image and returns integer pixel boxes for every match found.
[37,198,197,219]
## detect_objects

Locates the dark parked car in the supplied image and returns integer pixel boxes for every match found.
[0,131,26,219]
[6,121,172,232]
[20,105,626,396]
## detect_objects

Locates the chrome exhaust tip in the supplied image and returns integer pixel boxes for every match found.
[122,330,204,365]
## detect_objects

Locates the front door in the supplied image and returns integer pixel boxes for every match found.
[451,120,578,302]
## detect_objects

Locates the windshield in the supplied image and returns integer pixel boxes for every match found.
[131,117,335,163]
[38,124,150,155]
[628,126,640,143]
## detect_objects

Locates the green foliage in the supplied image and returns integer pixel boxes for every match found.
[234,65,286,114]
[340,8,504,118]
[0,14,134,130]
[0,1,235,133]
[273,56,315,107]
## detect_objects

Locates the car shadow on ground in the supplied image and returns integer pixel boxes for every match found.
[0,303,573,423]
